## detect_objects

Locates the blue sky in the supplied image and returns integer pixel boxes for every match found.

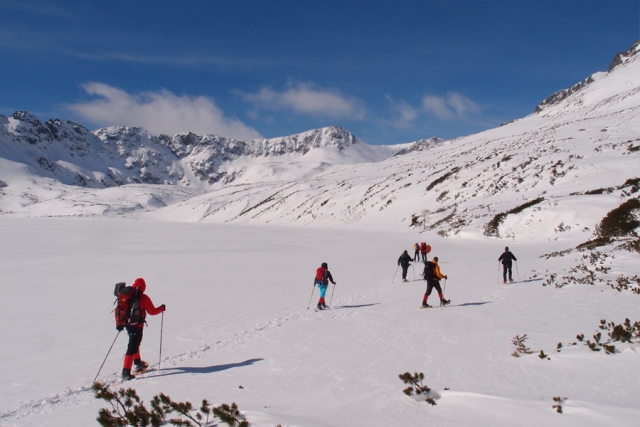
[1,1,639,145]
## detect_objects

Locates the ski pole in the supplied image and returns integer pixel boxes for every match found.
[443,278,447,293]
[158,311,164,370]
[93,330,121,383]
[307,283,316,309]
[412,263,415,281]
[392,265,399,283]
[497,262,501,284]
[516,261,520,282]
[329,283,336,307]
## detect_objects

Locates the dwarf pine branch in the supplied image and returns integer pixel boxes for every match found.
[93,382,249,427]
[398,372,436,404]
[399,372,431,396]
[552,396,567,414]
[213,403,249,427]
[511,334,533,357]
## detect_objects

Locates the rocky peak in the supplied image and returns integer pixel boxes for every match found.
[9,111,53,144]
[608,40,640,72]
[534,75,596,113]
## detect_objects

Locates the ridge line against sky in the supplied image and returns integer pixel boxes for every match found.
[1,0,639,145]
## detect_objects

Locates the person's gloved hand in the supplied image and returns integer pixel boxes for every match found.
[160,304,166,312]
[116,325,124,331]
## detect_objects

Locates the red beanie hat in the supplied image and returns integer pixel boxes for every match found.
[133,278,146,293]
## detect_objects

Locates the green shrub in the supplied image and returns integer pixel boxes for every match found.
[596,197,640,239]
[485,198,544,237]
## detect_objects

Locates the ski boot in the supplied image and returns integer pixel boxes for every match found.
[440,299,451,307]
[422,302,431,308]
[121,368,136,381]
[133,360,149,375]
[322,303,328,309]
[317,303,324,310]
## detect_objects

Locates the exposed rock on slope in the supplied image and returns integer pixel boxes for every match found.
[535,40,640,112]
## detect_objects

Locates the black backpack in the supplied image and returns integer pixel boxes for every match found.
[114,282,144,328]
[423,262,436,281]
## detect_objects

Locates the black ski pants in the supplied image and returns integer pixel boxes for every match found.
[414,249,419,262]
[125,325,144,356]
[425,280,443,297]
[502,264,513,282]
[401,264,410,280]
[421,251,427,262]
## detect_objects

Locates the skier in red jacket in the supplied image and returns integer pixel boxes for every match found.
[119,278,165,380]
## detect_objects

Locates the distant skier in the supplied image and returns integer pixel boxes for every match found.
[413,242,420,262]
[498,246,517,284]
[421,256,450,307]
[315,262,336,310]
[118,278,166,380]
[398,250,413,282]
[420,242,430,262]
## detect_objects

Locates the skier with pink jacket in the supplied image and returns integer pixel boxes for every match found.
[314,262,336,310]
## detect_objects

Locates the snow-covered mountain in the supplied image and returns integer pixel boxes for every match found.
[1,41,639,241]
[0,115,400,189]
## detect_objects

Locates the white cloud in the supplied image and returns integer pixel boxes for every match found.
[422,95,456,120]
[67,82,262,140]
[446,92,482,116]
[238,83,365,120]
[384,95,418,129]
[422,92,481,120]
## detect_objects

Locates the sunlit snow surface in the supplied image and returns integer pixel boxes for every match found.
[0,219,638,426]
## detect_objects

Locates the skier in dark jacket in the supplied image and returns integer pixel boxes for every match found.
[498,246,517,284]
[118,278,165,380]
[413,243,420,262]
[398,250,413,282]
[315,262,336,310]
[422,256,449,307]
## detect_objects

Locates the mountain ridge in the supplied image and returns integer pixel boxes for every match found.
[0,114,405,188]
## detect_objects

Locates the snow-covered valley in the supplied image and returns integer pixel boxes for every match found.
[0,219,638,426]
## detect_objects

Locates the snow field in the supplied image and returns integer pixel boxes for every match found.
[0,218,638,426]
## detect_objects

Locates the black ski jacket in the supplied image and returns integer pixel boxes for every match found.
[498,251,517,266]
[398,252,413,266]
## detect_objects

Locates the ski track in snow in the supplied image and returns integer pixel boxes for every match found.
[1,273,517,422]
[0,278,400,422]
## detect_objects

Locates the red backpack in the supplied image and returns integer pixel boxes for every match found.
[420,242,427,252]
[315,267,326,282]
[114,282,144,328]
